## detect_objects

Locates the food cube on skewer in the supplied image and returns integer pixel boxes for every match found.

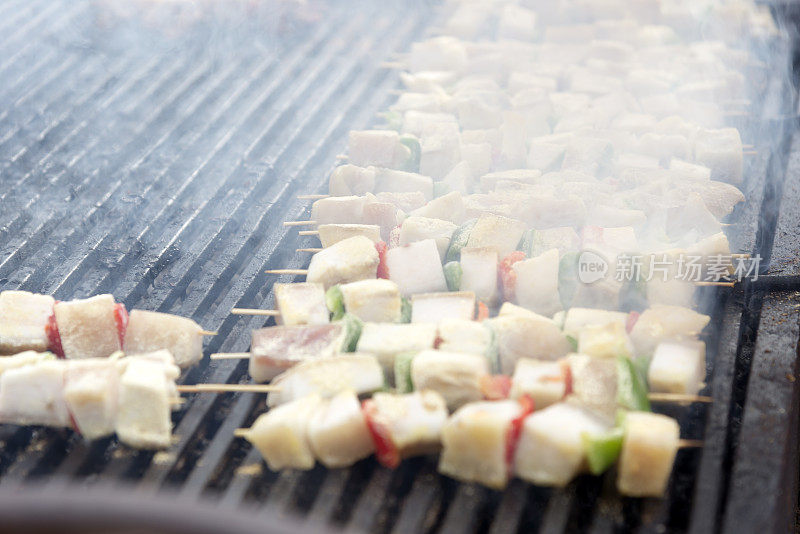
[385,239,448,296]
[0,360,72,427]
[63,358,120,440]
[356,322,437,371]
[439,398,532,489]
[115,357,178,450]
[465,214,527,258]
[692,127,743,184]
[487,314,571,374]
[510,358,569,408]
[374,169,433,201]
[648,340,707,395]
[411,291,475,323]
[123,310,203,368]
[53,294,123,360]
[328,164,376,196]
[274,282,329,326]
[248,324,345,383]
[399,216,457,260]
[512,248,563,317]
[616,412,680,497]
[629,305,710,357]
[0,350,54,376]
[410,191,466,225]
[243,394,322,471]
[514,402,609,487]
[459,247,499,305]
[311,196,366,225]
[317,224,382,248]
[566,354,619,421]
[577,322,634,359]
[0,290,55,354]
[362,390,448,468]
[410,350,489,410]
[348,130,412,169]
[436,319,494,360]
[306,236,380,289]
[308,390,375,468]
[267,354,384,407]
[338,279,402,323]
[558,307,629,339]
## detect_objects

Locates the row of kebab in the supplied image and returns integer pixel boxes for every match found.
[0,0,778,499]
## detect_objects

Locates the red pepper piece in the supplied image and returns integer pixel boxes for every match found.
[362,398,400,469]
[479,374,512,401]
[563,361,573,396]
[475,301,489,321]
[626,310,640,334]
[505,395,535,468]
[498,251,526,302]
[45,302,65,359]
[375,241,390,279]
[114,303,128,347]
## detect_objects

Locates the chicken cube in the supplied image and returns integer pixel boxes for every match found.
[566,354,618,421]
[411,291,475,323]
[274,282,329,326]
[306,236,379,289]
[439,400,525,489]
[487,314,571,374]
[629,305,710,357]
[459,247,499,305]
[648,340,706,395]
[249,324,345,383]
[410,191,466,225]
[0,360,71,427]
[617,412,680,497]
[64,359,119,440]
[399,216,457,260]
[578,322,634,359]
[514,403,609,487]
[513,249,562,317]
[311,196,366,225]
[308,390,374,468]
[244,394,322,471]
[510,358,568,408]
[365,390,448,459]
[328,164,376,196]
[123,310,203,368]
[692,127,743,184]
[385,239,447,296]
[356,322,437,370]
[411,350,488,410]
[54,294,121,360]
[465,214,527,258]
[348,130,404,168]
[374,169,433,201]
[0,290,55,354]
[115,358,174,449]
[561,308,629,339]
[340,279,402,323]
[0,351,54,376]
[437,319,493,360]
[317,224,381,248]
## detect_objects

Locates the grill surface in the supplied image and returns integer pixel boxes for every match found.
[0,1,799,533]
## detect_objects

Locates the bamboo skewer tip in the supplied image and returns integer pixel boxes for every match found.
[265,269,308,275]
[283,220,317,227]
[678,439,704,448]
[648,393,713,403]
[234,428,250,439]
[231,308,280,316]
[210,352,251,360]
[198,330,217,336]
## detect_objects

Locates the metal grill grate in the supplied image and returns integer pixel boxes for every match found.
[0,1,799,533]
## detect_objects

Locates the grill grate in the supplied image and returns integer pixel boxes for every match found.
[0,1,799,533]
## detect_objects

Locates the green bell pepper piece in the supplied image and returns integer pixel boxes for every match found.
[394,351,417,393]
[445,218,477,263]
[339,313,363,352]
[483,322,500,374]
[325,285,345,321]
[399,134,421,172]
[400,297,412,323]
[582,427,624,475]
[443,261,462,291]
[616,354,651,412]
[517,228,543,258]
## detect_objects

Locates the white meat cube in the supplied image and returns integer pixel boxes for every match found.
[578,322,634,359]
[692,128,743,184]
[0,351,53,376]
[348,130,403,168]
[410,191,466,225]
[311,196,366,225]
[244,394,321,471]
[373,191,428,213]
[365,390,448,459]
[308,390,374,468]
[437,319,492,357]
[528,141,566,173]
[629,305,710,357]
[528,227,580,257]
[408,37,468,73]
[0,290,54,354]
[561,308,629,339]
[399,72,457,94]
[386,239,447,296]
[461,142,492,178]
[480,170,542,192]
[328,164,376,196]
[411,350,488,410]
[63,359,119,440]
[669,158,712,181]
[402,111,458,137]
[514,403,609,487]
[617,412,680,497]
[648,340,706,395]
[340,279,402,323]
[442,161,475,195]
[513,249,562,317]
[0,360,71,427]
[459,247,498,306]
[420,133,461,180]
[318,224,381,248]
[54,294,121,360]
[249,324,344,383]
[374,169,434,201]
[399,216,457,260]
[487,314,571,374]
[274,282,329,326]
[356,322,437,370]
[306,236,379,289]
[115,358,173,449]
[566,354,618,421]
[123,310,203,368]
[497,5,537,41]
[439,400,524,489]
[362,201,402,242]
[466,214,527,258]
[561,137,613,176]
[510,358,568,408]
[411,291,475,323]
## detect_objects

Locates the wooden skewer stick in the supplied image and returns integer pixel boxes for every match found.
[379,61,405,69]
[298,194,330,200]
[335,154,348,161]
[648,393,712,403]
[231,308,280,316]
[743,144,755,149]
[199,330,217,336]
[679,439,704,448]
[731,253,751,258]
[265,269,308,275]
[234,428,250,438]
[177,384,280,394]
[298,230,319,236]
[743,150,757,156]
[297,248,323,253]
[695,281,736,287]
[210,352,251,360]
[284,220,316,227]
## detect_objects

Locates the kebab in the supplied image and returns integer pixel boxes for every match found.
[0,290,213,367]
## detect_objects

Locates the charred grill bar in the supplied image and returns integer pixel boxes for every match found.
[0,0,799,532]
